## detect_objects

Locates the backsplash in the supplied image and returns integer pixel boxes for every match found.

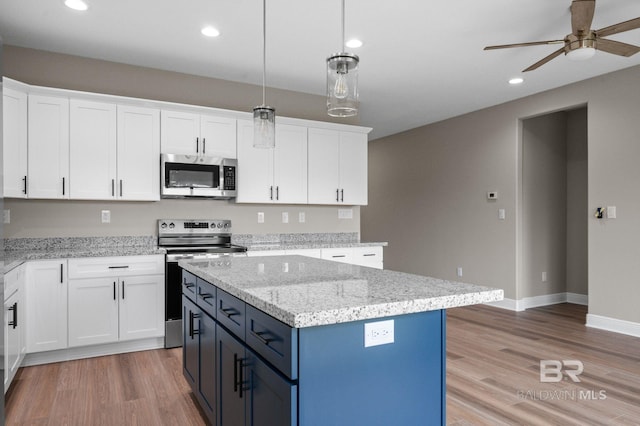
[5,236,156,251]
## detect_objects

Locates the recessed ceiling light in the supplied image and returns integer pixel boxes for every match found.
[201,26,221,37]
[345,39,363,48]
[64,0,88,11]
[509,77,524,85]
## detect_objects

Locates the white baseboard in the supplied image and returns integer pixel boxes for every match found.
[22,337,165,367]
[586,314,640,338]
[484,292,588,312]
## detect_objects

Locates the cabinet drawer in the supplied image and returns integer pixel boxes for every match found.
[217,289,246,339]
[352,246,383,269]
[196,278,217,319]
[182,270,197,300]
[4,264,25,298]
[321,248,354,264]
[246,304,298,380]
[68,255,164,279]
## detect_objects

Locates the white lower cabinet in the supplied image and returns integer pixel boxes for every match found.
[248,247,383,268]
[25,260,68,353]
[68,255,164,347]
[4,264,26,393]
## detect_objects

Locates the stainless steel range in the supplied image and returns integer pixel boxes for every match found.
[159,219,246,348]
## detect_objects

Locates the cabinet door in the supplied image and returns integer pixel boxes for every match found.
[339,131,368,205]
[25,260,68,352]
[117,105,160,200]
[3,87,28,198]
[199,310,217,424]
[160,110,200,154]
[321,248,354,264]
[4,290,21,393]
[274,124,307,204]
[119,275,164,341]
[200,114,237,158]
[183,295,199,388]
[217,325,246,426]
[70,99,117,199]
[68,277,119,347]
[27,95,69,199]
[236,119,274,203]
[308,128,341,204]
[246,350,297,426]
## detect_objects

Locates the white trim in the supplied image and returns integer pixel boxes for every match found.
[22,337,164,366]
[586,314,640,338]
[566,292,588,306]
[485,292,589,311]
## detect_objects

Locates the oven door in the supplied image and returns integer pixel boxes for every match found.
[164,252,245,348]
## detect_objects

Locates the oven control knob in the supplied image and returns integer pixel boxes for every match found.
[217,223,223,228]
[223,223,229,228]
[169,222,175,229]
[210,222,216,228]
[160,222,167,229]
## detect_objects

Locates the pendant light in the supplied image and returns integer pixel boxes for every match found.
[253,0,275,148]
[327,0,359,117]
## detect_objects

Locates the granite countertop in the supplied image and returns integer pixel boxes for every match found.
[179,255,503,328]
[4,236,164,273]
[234,232,387,252]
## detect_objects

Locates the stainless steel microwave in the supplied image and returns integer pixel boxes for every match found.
[161,154,237,199]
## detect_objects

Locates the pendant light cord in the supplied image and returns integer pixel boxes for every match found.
[262,0,266,106]
[341,0,345,51]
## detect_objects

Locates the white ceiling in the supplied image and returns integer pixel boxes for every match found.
[1,0,640,140]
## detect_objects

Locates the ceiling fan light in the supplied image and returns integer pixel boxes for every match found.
[566,46,596,61]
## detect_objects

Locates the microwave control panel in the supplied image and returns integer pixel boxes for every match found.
[223,166,236,190]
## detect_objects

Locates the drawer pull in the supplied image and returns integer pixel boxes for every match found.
[199,292,214,300]
[183,278,195,289]
[108,265,129,269]
[219,307,239,318]
[8,302,18,329]
[250,329,272,346]
[363,253,376,257]
[332,255,346,258]
[188,311,200,338]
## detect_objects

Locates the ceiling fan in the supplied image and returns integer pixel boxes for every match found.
[484,0,640,72]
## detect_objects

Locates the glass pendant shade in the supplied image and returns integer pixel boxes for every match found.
[253,106,275,149]
[327,53,359,117]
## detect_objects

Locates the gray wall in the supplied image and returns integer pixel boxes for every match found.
[363,64,640,325]
[566,109,588,296]
[522,112,567,298]
[3,46,360,238]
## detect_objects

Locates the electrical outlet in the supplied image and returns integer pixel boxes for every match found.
[542,271,548,282]
[282,212,289,223]
[498,209,506,220]
[298,212,306,223]
[338,208,353,219]
[364,320,394,348]
[3,209,10,224]
[101,210,111,223]
[457,267,463,277]
[257,212,264,223]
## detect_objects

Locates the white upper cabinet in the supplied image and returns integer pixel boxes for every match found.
[117,105,160,200]
[69,100,160,201]
[70,99,117,199]
[236,120,307,204]
[308,128,368,205]
[28,94,70,199]
[3,86,28,198]
[161,110,237,158]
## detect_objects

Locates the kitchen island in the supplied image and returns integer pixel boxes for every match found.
[179,255,503,426]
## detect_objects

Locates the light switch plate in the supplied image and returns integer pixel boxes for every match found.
[282,212,289,223]
[3,209,10,224]
[257,212,265,223]
[298,212,306,223]
[607,206,617,219]
[338,208,353,219]
[364,320,394,348]
[101,210,111,223]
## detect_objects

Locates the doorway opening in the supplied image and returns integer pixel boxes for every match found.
[518,106,588,308]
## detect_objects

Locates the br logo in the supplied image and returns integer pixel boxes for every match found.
[540,360,584,382]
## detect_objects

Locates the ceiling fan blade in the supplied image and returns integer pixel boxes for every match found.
[571,0,596,36]
[596,17,640,38]
[523,47,566,72]
[596,37,640,57]
[484,40,564,50]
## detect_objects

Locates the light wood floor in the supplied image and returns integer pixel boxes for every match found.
[5,303,640,425]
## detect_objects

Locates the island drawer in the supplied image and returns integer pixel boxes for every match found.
[196,278,217,318]
[217,288,246,339]
[182,270,197,300]
[246,304,298,380]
